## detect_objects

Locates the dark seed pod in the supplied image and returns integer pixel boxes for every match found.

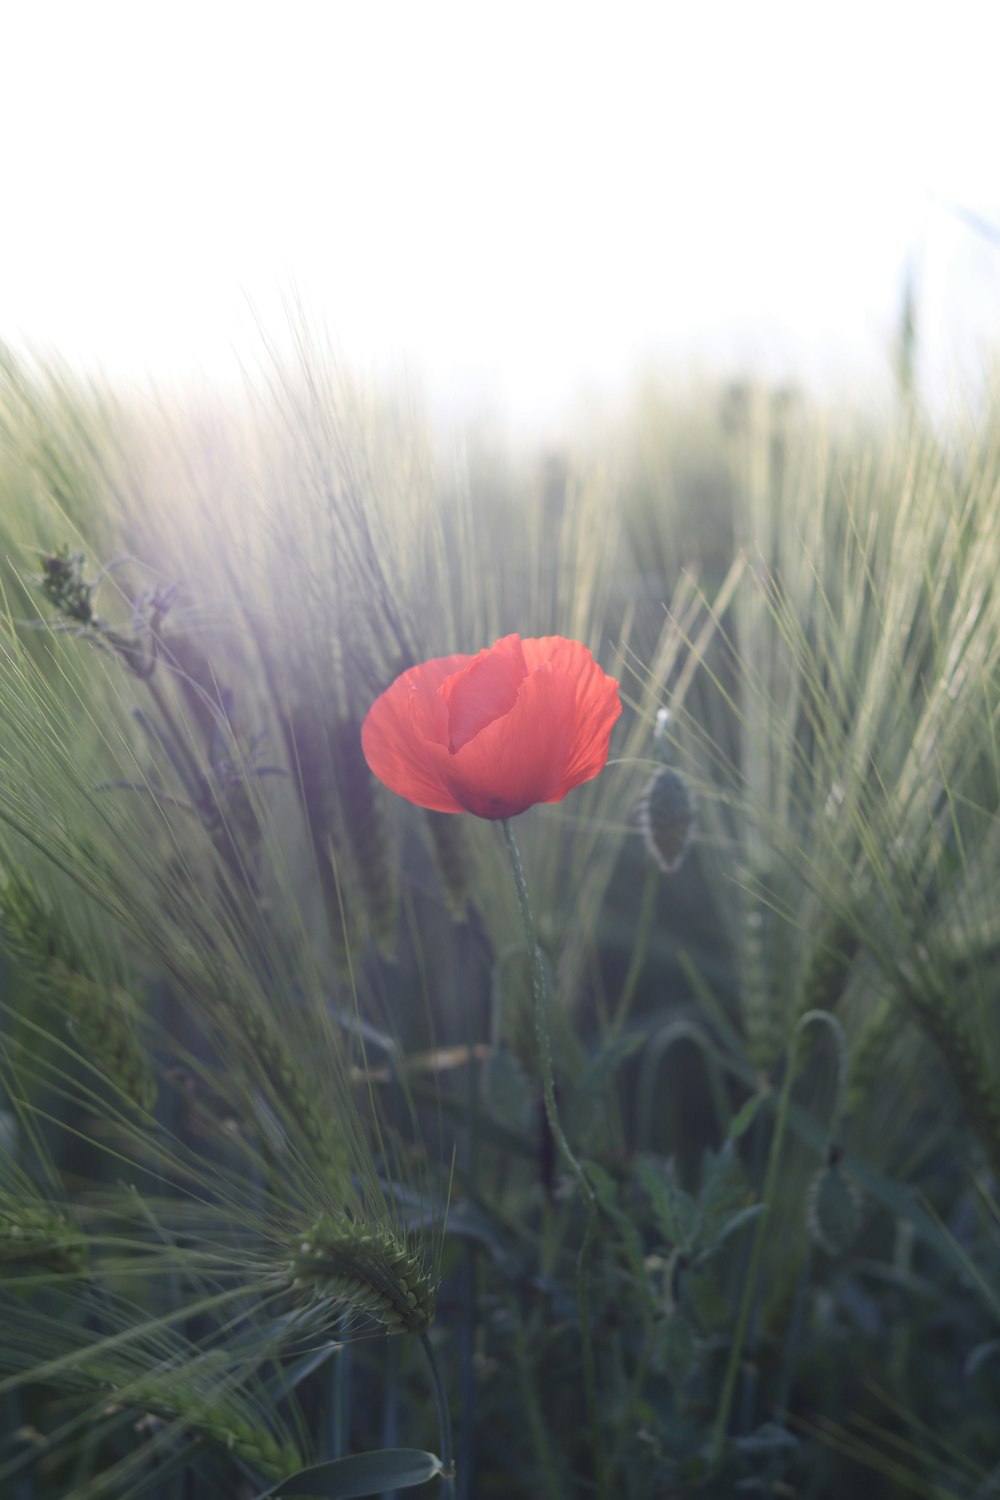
[638,767,697,874]
[807,1162,862,1256]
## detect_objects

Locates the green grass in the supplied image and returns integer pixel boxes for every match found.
[0,337,998,1497]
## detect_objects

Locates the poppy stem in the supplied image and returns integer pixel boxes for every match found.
[500,818,609,1500]
[421,1330,456,1496]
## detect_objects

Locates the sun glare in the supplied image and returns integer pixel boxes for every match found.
[1,2,997,428]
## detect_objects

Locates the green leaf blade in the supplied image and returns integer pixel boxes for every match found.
[261,1447,443,1499]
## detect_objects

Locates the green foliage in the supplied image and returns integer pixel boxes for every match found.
[262,1448,443,1498]
[0,342,998,1498]
[0,1192,88,1274]
[0,871,158,1114]
[638,1144,761,1267]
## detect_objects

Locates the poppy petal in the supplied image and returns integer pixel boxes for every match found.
[440,635,528,753]
[441,638,621,818]
[362,634,621,819]
[361,653,471,812]
[523,637,624,787]
[439,664,576,817]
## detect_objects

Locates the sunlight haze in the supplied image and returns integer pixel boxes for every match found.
[2,2,997,430]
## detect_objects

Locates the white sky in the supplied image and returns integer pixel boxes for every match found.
[2,2,998,434]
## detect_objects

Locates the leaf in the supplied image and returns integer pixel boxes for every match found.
[565,1033,643,1144]
[651,1308,698,1386]
[582,1160,646,1276]
[693,1202,765,1261]
[260,1448,443,1498]
[615,1212,648,1280]
[693,1143,752,1251]
[653,1029,1000,1316]
[727,1091,766,1143]
[637,1156,696,1249]
[483,1046,531,1130]
[733,1422,799,1456]
[583,1159,619,1214]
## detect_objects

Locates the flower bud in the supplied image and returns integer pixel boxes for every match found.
[638,767,697,874]
[807,1162,862,1256]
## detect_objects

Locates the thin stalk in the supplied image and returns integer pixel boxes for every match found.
[328,1342,351,1461]
[512,1302,565,1498]
[383,1335,400,1500]
[610,1320,657,1475]
[456,1050,479,1500]
[500,818,608,1500]
[609,861,659,1035]
[775,1240,814,1423]
[709,1047,797,1465]
[142,674,205,799]
[420,1331,455,1498]
[769,1010,849,1437]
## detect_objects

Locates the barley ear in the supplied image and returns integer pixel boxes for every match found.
[286,1216,435,1334]
[205,983,352,1192]
[55,966,158,1114]
[898,969,1000,1182]
[330,717,399,951]
[0,876,157,1113]
[0,1194,88,1275]
[79,1359,302,1480]
[797,915,859,1018]
[845,989,898,1116]
[742,878,784,1073]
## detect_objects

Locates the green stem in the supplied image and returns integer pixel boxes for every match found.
[329,1341,351,1460]
[609,1320,657,1474]
[421,1331,455,1498]
[709,1045,797,1465]
[771,1011,848,1435]
[512,1301,566,1498]
[143,673,206,797]
[500,818,608,1500]
[609,861,659,1036]
[774,1240,814,1423]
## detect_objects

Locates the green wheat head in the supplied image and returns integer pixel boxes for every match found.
[286,1215,435,1334]
[0,872,157,1114]
[0,1193,88,1275]
[69,1349,303,1481]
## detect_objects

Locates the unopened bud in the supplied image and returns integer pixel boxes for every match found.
[638,767,697,874]
[807,1162,861,1256]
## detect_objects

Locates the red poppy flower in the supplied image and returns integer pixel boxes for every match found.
[361,633,622,819]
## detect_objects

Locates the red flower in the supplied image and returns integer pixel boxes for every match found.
[361,634,622,819]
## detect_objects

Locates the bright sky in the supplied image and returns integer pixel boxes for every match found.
[2,2,998,433]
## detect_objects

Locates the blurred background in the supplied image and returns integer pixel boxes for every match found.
[2,0,998,437]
